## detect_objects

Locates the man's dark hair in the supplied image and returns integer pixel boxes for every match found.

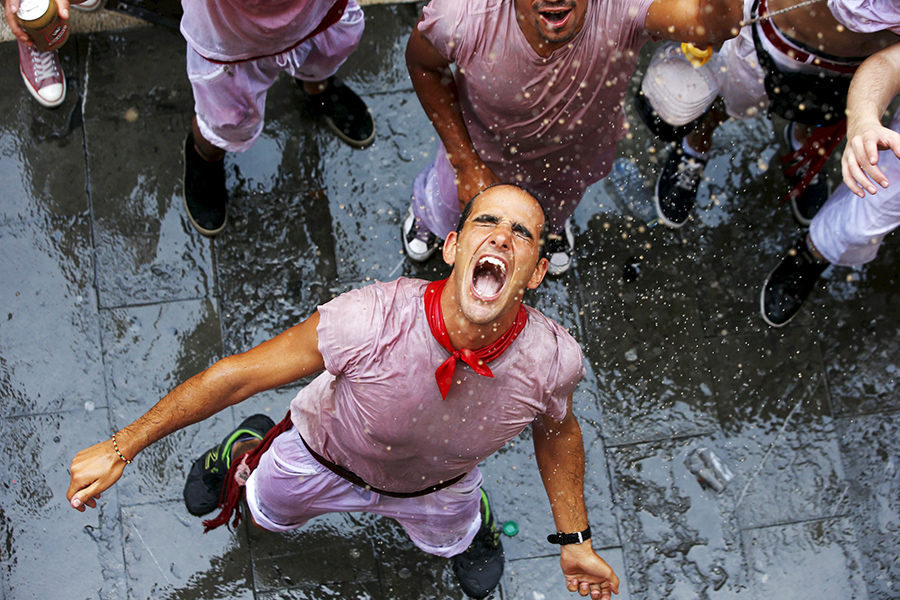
[456,183,551,256]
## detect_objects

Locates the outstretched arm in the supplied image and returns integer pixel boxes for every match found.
[66,312,325,511]
[645,0,742,45]
[405,17,500,212]
[841,42,900,197]
[533,397,619,600]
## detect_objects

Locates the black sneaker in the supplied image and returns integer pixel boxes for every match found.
[760,237,829,327]
[303,77,375,149]
[654,143,707,229]
[183,131,228,237]
[783,125,831,226]
[183,414,276,517]
[402,206,440,262]
[544,218,575,276]
[452,489,504,599]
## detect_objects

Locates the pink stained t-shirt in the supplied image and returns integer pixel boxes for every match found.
[418,0,655,202]
[181,0,339,62]
[827,0,900,36]
[290,278,584,494]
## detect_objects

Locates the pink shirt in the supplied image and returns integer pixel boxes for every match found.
[181,0,336,62]
[419,0,655,200]
[290,278,583,494]
[827,0,900,36]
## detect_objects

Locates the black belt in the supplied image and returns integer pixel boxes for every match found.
[299,435,466,498]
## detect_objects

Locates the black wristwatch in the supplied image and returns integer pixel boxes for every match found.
[547,525,591,545]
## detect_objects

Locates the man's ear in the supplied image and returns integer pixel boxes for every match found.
[443,231,458,266]
[526,256,549,290]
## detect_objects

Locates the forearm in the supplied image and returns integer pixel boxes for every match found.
[697,0,742,44]
[647,0,742,45]
[533,415,590,533]
[846,44,900,137]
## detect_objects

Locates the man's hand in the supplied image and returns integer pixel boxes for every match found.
[455,160,500,211]
[560,542,620,600]
[4,0,72,46]
[842,121,900,197]
[66,438,127,511]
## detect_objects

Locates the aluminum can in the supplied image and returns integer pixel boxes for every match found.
[16,0,69,52]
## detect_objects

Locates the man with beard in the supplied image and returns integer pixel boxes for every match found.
[67,185,620,600]
[401,0,743,275]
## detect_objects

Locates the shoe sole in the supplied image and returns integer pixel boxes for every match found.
[322,113,375,150]
[759,265,795,328]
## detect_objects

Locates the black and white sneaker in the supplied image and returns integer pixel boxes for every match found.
[452,489,504,599]
[783,124,831,226]
[545,218,575,276]
[760,236,829,328]
[654,143,707,229]
[183,131,228,237]
[304,77,375,149]
[402,206,439,262]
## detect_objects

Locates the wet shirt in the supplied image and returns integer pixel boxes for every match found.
[827,0,900,35]
[181,0,335,62]
[290,278,583,494]
[418,0,655,197]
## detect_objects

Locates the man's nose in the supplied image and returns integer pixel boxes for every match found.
[489,223,512,248]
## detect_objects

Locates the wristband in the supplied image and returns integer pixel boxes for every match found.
[112,434,133,465]
[547,525,591,545]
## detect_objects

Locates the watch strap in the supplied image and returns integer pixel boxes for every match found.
[547,525,591,545]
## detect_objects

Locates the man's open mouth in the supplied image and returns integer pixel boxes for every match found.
[538,6,573,28]
[471,256,508,301]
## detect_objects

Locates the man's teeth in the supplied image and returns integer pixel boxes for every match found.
[479,256,506,275]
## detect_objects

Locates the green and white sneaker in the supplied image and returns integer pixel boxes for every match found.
[452,489,505,598]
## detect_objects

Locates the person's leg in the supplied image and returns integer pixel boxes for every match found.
[782,121,832,226]
[290,1,374,148]
[403,147,460,262]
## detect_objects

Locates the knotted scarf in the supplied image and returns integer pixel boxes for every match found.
[424,278,528,399]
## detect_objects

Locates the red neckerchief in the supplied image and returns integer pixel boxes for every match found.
[424,279,528,400]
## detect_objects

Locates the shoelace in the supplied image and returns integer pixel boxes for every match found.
[676,159,705,191]
[30,47,59,85]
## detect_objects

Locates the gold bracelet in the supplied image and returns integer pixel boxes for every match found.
[112,434,133,465]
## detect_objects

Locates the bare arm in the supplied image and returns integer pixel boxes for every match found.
[66,312,325,511]
[842,42,900,197]
[405,17,500,212]
[644,0,743,45]
[533,396,620,600]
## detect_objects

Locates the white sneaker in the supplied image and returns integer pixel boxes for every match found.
[17,40,65,108]
[402,206,439,262]
[72,0,103,11]
[545,218,575,276]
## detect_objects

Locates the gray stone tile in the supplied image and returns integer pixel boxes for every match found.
[0,215,103,417]
[339,3,420,95]
[608,437,748,600]
[503,548,630,600]
[0,410,126,600]
[837,411,900,600]
[814,242,900,417]
[87,112,214,307]
[743,517,867,600]
[249,513,378,593]
[84,27,193,120]
[122,501,253,600]
[710,330,848,529]
[577,214,718,446]
[98,299,234,505]
[215,190,338,356]
[257,582,382,600]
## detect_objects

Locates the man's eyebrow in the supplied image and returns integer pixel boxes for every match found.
[472,213,500,224]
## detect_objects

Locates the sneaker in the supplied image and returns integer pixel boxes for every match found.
[402,206,439,262]
[303,77,375,149]
[183,414,276,517]
[783,124,831,226]
[760,237,829,327]
[545,218,575,276]
[654,143,707,228]
[183,131,228,237]
[72,0,103,11]
[452,489,504,599]
[18,41,65,108]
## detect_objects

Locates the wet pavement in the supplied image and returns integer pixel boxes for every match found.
[1,5,899,600]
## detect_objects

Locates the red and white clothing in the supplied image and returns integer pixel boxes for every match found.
[182,0,364,152]
[411,0,655,237]
[246,278,585,555]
